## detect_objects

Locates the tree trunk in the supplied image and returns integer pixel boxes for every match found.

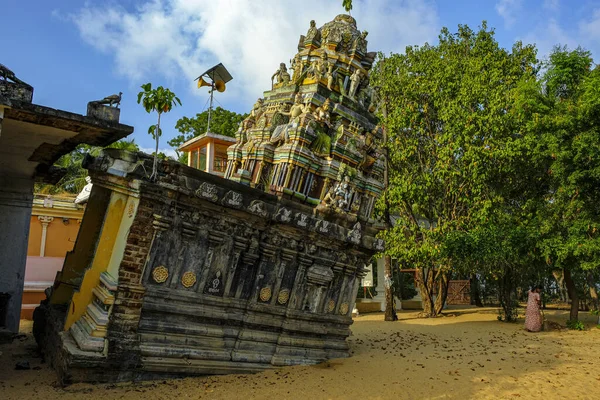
[152,113,161,180]
[434,272,449,315]
[381,106,397,322]
[498,266,517,322]
[384,255,398,321]
[563,267,578,321]
[470,273,483,307]
[416,268,437,317]
[586,272,598,312]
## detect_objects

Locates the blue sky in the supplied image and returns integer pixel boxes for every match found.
[3,0,599,156]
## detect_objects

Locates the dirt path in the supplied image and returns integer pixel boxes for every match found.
[1,308,598,399]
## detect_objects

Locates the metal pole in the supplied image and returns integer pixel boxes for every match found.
[207,83,214,134]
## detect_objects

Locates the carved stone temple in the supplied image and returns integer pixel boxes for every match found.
[35,15,385,384]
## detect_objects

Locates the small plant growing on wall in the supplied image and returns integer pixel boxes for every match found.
[137,83,181,180]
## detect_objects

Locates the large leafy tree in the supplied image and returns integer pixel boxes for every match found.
[538,47,600,320]
[372,24,544,317]
[168,106,247,163]
[35,139,140,195]
[137,83,181,180]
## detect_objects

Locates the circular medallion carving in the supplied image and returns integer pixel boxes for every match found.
[339,302,349,315]
[152,266,169,283]
[277,289,290,305]
[181,271,197,288]
[259,287,272,302]
[327,299,336,312]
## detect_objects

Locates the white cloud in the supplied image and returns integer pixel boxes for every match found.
[495,0,523,29]
[522,18,578,61]
[68,0,439,108]
[579,8,600,48]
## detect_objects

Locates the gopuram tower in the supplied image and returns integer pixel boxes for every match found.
[226,14,384,221]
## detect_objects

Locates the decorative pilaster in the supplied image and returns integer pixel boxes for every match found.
[37,215,54,257]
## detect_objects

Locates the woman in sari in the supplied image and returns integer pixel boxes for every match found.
[524,285,543,332]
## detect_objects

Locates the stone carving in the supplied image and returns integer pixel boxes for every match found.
[349,69,363,99]
[277,289,290,305]
[260,287,272,302]
[207,271,221,294]
[323,175,352,211]
[91,92,123,108]
[374,238,385,251]
[275,207,292,223]
[347,222,362,245]
[247,200,269,218]
[195,182,219,202]
[152,266,169,283]
[316,219,330,233]
[221,190,243,208]
[306,264,334,286]
[305,19,321,42]
[327,299,336,312]
[314,98,332,126]
[295,213,309,227]
[339,302,349,315]
[181,271,197,288]
[272,63,291,87]
[0,63,32,87]
[352,30,368,54]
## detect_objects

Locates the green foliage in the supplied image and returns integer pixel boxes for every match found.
[537,48,600,277]
[566,319,585,331]
[342,0,352,13]
[371,23,545,317]
[35,139,140,195]
[590,309,600,316]
[137,83,181,179]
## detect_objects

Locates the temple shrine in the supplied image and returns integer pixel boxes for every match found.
[34,14,386,384]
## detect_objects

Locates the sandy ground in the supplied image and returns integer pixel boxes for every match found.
[1,308,598,400]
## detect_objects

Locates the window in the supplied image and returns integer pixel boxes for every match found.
[213,156,226,173]
[191,149,199,169]
[199,147,207,171]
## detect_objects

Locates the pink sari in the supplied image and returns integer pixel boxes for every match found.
[524,290,542,332]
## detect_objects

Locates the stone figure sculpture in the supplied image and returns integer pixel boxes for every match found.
[353,30,368,53]
[272,63,291,86]
[349,69,363,99]
[305,20,321,42]
[0,63,32,87]
[93,92,123,108]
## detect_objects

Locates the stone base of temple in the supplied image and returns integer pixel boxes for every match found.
[36,297,352,384]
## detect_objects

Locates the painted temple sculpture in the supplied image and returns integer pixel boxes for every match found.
[35,15,385,384]
[226,14,384,219]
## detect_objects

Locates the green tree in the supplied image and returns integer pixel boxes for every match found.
[372,23,543,317]
[538,47,600,321]
[137,83,181,179]
[168,106,247,163]
[35,139,140,195]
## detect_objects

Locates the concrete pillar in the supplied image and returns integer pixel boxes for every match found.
[0,177,34,336]
[206,142,214,173]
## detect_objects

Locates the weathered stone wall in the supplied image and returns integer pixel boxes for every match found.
[38,150,383,383]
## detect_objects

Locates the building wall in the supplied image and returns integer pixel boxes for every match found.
[27,216,80,257]
[21,198,84,319]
